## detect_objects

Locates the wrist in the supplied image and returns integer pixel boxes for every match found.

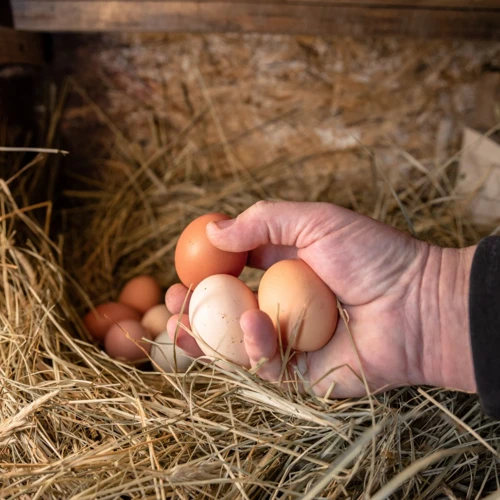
[419,244,477,392]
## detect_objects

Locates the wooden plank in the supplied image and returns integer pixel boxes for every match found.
[12,0,500,6]
[0,27,44,66]
[11,1,500,39]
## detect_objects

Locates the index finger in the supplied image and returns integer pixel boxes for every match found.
[206,200,339,252]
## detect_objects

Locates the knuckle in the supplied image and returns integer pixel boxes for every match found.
[253,199,280,213]
[253,200,271,213]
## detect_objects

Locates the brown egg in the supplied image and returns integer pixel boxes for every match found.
[175,213,248,289]
[104,319,152,361]
[141,304,172,339]
[83,302,142,341]
[258,259,338,352]
[118,275,162,314]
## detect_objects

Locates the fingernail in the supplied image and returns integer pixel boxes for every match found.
[213,219,236,230]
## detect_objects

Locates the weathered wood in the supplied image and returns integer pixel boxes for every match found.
[11,0,500,6]
[0,27,44,67]
[11,1,500,39]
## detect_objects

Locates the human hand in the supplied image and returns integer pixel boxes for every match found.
[165,201,476,398]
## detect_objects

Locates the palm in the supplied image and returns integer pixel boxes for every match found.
[293,209,426,397]
[304,296,418,397]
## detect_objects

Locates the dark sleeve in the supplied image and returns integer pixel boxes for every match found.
[469,235,500,419]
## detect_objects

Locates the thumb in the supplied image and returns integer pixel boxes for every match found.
[241,309,282,382]
[206,200,340,253]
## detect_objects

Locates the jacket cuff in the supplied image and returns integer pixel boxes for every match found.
[469,235,500,419]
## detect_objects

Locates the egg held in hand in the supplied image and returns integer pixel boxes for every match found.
[119,275,162,314]
[83,302,142,342]
[189,274,257,368]
[175,213,248,289]
[104,319,152,362]
[258,259,338,352]
[151,331,193,373]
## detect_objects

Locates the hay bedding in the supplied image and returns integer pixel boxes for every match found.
[1,37,500,499]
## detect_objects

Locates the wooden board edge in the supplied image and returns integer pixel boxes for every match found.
[11,1,500,40]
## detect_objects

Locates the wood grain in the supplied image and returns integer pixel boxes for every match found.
[0,27,44,67]
[12,0,500,6]
[11,1,500,39]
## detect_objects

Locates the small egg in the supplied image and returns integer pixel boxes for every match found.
[83,302,142,341]
[258,259,338,352]
[141,304,172,339]
[119,275,162,314]
[175,213,248,289]
[189,274,257,367]
[151,331,193,373]
[104,319,152,361]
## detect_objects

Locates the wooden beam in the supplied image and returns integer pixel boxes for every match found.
[10,0,500,6]
[11,0,500,39]
[0,27,45,67]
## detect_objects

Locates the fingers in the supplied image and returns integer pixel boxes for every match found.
[166,314,204,357]
[241,309,282,381]
[206,200,340,252]
[165,284,192,315]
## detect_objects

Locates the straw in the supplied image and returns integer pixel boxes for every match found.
[1,73,499,498]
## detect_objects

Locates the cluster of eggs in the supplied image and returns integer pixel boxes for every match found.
[175,213,339,368]
[82,211,338,373]
[83,276,192,372]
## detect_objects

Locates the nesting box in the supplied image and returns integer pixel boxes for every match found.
[1,2,500,500]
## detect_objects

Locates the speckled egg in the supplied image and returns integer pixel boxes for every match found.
[189,274,257,367]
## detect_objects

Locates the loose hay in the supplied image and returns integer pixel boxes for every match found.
[1,75,500,500]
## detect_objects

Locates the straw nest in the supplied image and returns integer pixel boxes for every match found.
[1,78,500,500]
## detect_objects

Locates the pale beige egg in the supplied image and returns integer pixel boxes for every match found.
[141,304,172,339]
[189,274,257,368]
